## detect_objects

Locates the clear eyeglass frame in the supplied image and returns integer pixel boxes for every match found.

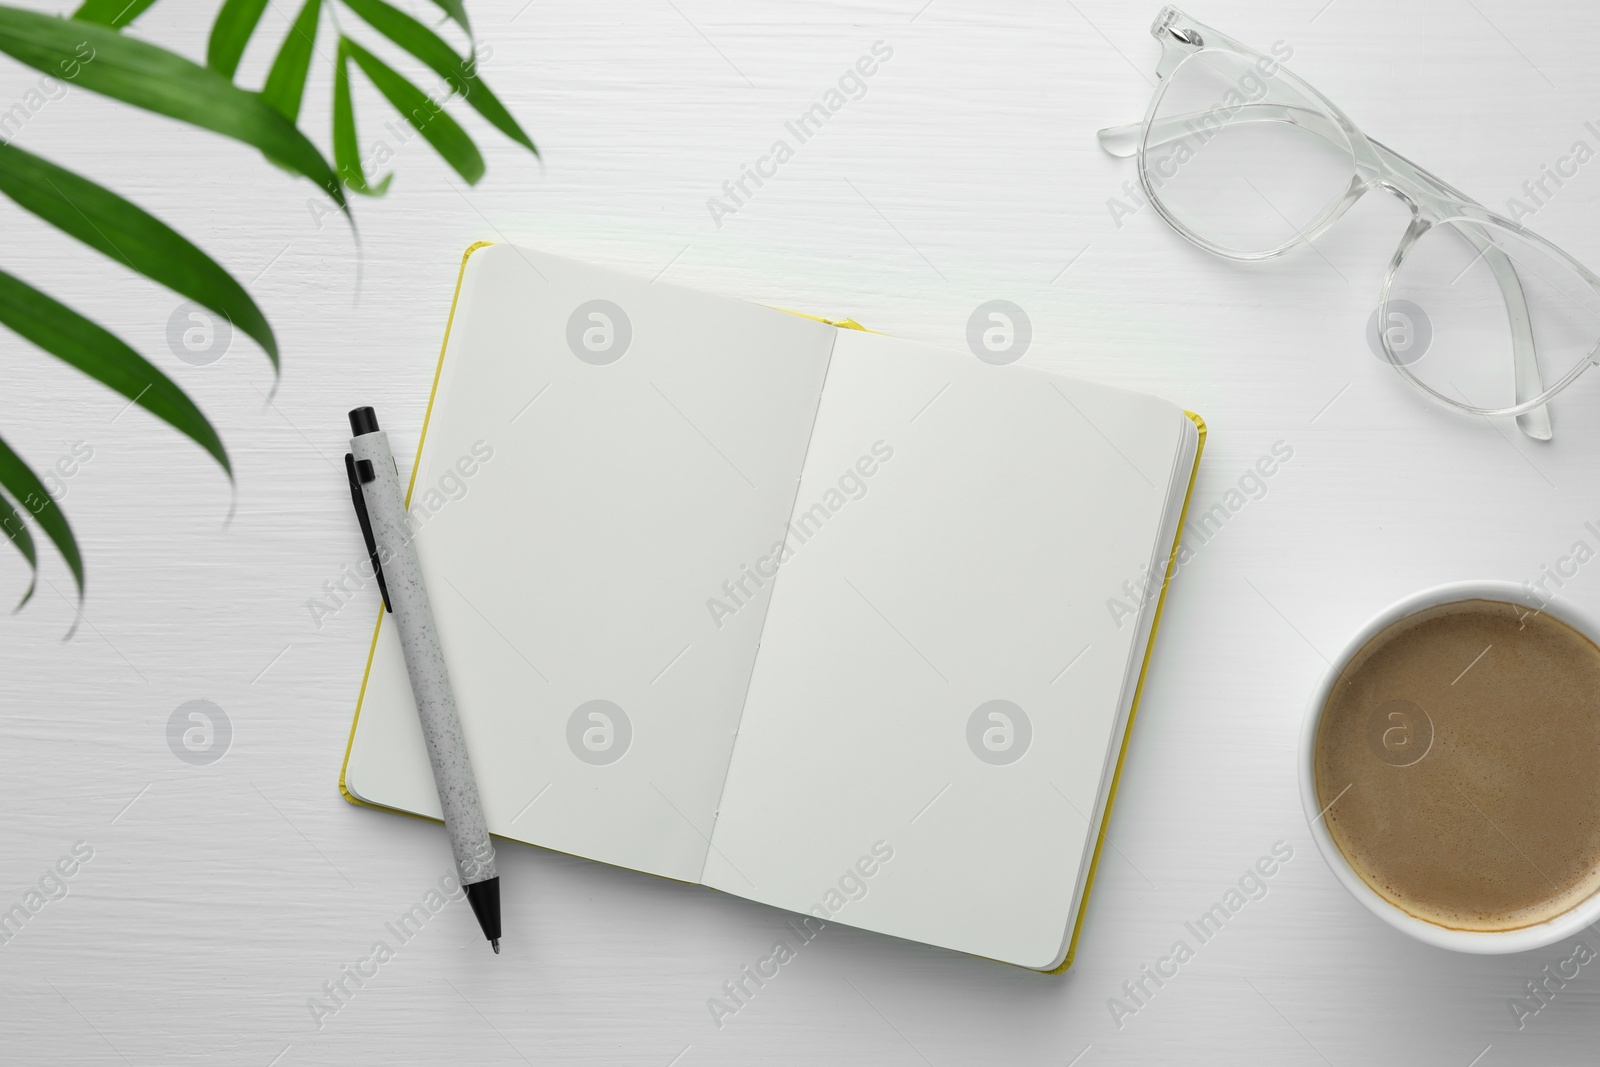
[1098,5,1600,439]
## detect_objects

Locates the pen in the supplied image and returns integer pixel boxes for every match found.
[345,405,502,953]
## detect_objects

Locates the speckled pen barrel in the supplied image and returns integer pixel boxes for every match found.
[349,421,499,897]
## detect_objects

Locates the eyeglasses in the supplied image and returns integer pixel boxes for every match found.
[1099,6,1600,440]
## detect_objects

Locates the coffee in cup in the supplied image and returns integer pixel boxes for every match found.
[1312,596,1600,934]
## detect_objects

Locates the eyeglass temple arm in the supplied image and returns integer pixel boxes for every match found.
[1099,111,1552,438]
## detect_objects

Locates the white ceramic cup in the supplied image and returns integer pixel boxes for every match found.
[1299,580,1600,954]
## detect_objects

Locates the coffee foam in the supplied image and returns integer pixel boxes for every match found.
[1315,599,1600,932]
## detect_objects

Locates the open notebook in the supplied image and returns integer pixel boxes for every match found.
[342,243,1204,971]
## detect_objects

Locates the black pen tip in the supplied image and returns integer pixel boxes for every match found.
[465,877,502,946]
[491,939,500,954]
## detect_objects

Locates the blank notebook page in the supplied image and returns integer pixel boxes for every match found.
[343,245,835,883]
[700,328,1192,968]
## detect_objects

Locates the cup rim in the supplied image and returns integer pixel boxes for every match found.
[1298,579,1600,954]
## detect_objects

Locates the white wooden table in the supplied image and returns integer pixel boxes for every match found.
[5,0,1600,1062]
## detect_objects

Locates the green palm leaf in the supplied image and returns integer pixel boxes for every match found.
[0,432,81,598]
[0,6,347,213]
[0,269,230,481]
[340,0,534,153]
[0,141,278,372]
[207,0,270,79]
[0,0,536,618]
[343,37,484,184]
[71,0,158,29]
[424,0,470,36]
[333,39,393,195]
[262,0,321,122]
[0,486,38,609]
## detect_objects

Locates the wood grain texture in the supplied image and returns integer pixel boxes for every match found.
[3,0,1600,1062]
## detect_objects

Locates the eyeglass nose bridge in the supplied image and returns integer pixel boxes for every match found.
[1370,178,1424,218]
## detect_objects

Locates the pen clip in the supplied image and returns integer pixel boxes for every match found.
[345,452,393,613]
